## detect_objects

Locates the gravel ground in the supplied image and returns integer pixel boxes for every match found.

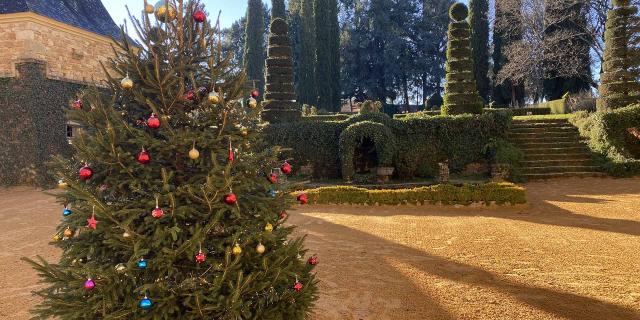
[1,177,639,319]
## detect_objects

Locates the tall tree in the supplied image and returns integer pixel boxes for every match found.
[492,0,526,106]
[294,0,318,106]
[272,0,286,20]
[469,0,491,102]
[245,0,266,97]
[222,17,247,73]
[543,0,593,100]
[314,0,340,111]
[420,0,453,104]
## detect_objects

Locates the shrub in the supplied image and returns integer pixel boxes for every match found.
[570,105,640,176]
[264,110,511,179]
[358,100,383,114]
[297,182,526,206]
[339,121,397,179]
[426,92,444,110]
[597,0,640,110]
[442,3,484,115]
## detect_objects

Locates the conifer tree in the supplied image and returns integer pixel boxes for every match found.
[297,0,318,107]
[443,3,484,115]
[25,1,318,318]
[272,0,286,20]
[314,0,340,111]
[598,0,640,110]
[245,0,267,98]
[492,0,525,107]
[469,0,490,102]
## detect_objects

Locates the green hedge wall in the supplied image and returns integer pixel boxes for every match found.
[570,104,640,176]
[264,111,511,179]
[297,182,526,206]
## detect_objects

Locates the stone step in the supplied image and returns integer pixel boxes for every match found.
[523,172,607,180]
[511,136,581,144]
[522,165,601,174]
[513,119,569,125]
[517,141,586,149]
[524,153,592,161]
[511,126,579,134]
[521,159,594,167]
[520,146,590,155]
[512,121,570,128]
[509,131,579,138]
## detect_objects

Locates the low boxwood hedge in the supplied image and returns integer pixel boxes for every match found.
[297,182,526,206]
[264,111,511,179]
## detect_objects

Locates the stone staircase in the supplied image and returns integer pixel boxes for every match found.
[509,119,605,180]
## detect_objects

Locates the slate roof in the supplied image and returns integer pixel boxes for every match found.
[0,0,125,40]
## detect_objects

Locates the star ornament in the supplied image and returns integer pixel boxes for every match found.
[87,214,98,230]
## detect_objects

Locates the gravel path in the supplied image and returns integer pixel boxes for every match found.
[1,177,639,319]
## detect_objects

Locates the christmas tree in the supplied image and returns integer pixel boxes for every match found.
[25,1,318,318]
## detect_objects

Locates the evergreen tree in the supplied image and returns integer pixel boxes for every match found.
[25,1,318,318]
[272,0,286,20]
[442,3,484,115]
[492,0,525,107]
[469,0,490,102]
[296,0,318,107]
[245,0,267,98]
[598,0,640,110]
[314,0,340,111]
[543,0,593,100]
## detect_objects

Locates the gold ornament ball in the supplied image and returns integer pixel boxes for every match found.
[248,98,258,109]
[144,3,154,14]
[58,179,67,189]
[200,38,207,48]
[154,1,177,21]
[264,223,273,233]
[232,244,242,256]
[52,234,62,241]
[115,263,127,274]
[256,243,266,254]
[63,228,74,238]
[208,92,220,104]
[189,148,200,160]
[121,76,134,90]
[123,231,131,238]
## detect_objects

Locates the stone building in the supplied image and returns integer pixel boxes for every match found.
[0,0,124,185]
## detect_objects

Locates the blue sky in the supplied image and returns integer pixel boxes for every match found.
[104,1,470,30]
[103,1,253,29]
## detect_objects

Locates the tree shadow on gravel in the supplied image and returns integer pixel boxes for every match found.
[296,214,640,320]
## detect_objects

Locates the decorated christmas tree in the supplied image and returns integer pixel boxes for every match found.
[25,1,318,318]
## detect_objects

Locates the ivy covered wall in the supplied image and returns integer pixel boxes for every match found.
[264,111,511,179]
[0,61,85,186]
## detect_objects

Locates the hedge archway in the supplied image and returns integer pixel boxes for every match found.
[339,121,397,180]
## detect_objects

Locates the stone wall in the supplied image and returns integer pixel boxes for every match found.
[0,13,117,84]
[0,61,85,185]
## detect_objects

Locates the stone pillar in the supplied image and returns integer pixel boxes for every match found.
[261,18,301,123]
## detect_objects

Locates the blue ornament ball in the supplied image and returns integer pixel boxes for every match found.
[268,188,277,198]
[63,208,73,216]
[139,297,153,309]
[137,259,148,269]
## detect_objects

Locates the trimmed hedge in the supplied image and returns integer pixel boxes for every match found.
[297,182,527,206]
[264,111,511,179]
[570,104,640,176]
[301,114,351,122]
[339,121,397,179]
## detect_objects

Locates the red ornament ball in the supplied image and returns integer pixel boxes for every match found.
[147,114,161,129]
[84,278,95,290]
[72,99,83,110]
[281,161,292,175]
[268,173,278,184]
[195,251,206,264]
[137,150,151,164]
[307,256,318,266]
[293,281,303,292]
[152,207,165,219]
[193,10,206,23]
[228,148,235,162]
[184,89,195,101]
[224,193,237,205]
[297,193,308,205]
[79,166,93,180]
[251,90,260,98]
[279,211,287,220]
